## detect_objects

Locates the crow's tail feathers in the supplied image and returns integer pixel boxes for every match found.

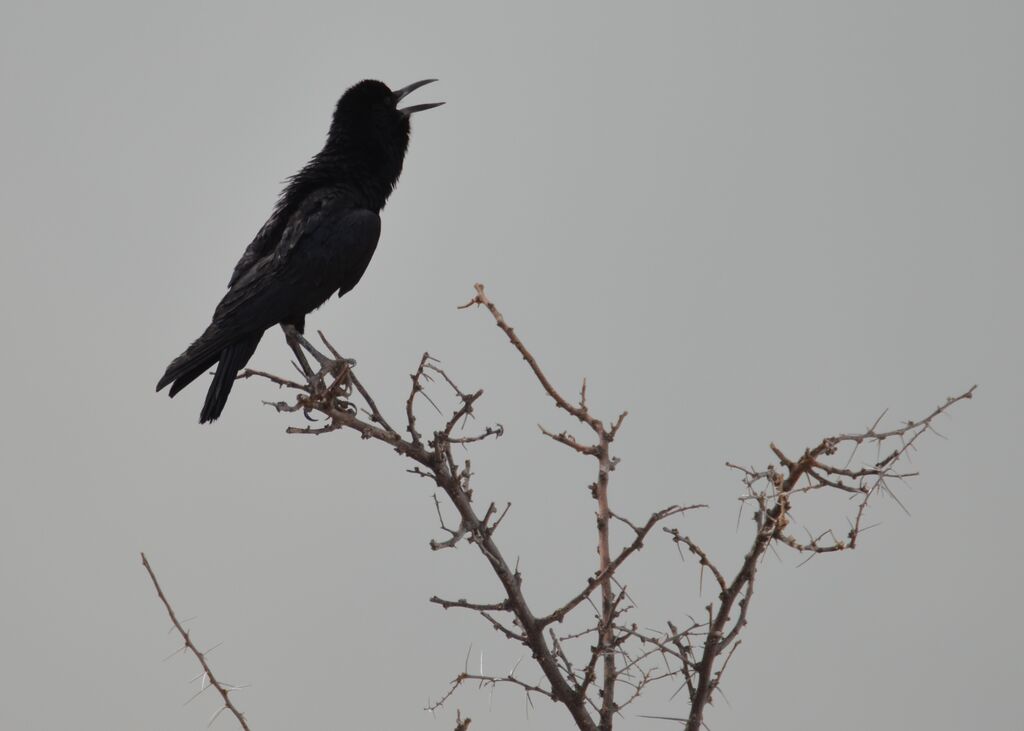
[156,327,263,423]
[156,325,226,396]
[198,334,262,423]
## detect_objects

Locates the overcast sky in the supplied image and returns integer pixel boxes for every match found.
[1,2,1021,730]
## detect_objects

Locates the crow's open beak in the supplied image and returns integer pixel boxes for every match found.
[394,79,444,116]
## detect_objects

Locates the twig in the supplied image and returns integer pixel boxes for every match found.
[141,554,250,731]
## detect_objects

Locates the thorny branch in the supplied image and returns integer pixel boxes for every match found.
[235,285,703,731]
[217,283,972,730]
[665,385,975,731]
[141,553,250,731]
[459,284,636,730]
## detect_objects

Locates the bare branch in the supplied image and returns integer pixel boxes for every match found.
[542,506,706,627]
[461,283,602,430]
[430,596,512,612]
[141,554,250,731]
[237,284,972,731]
[679,386,975,731]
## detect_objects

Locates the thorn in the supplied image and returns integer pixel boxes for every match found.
[162,645,188,662]
[184,682,212,706]
[207,705,226,728]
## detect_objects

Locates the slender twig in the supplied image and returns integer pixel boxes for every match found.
[141,554,250,731]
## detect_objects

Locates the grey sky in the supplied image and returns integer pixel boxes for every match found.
[1,1,1021,729]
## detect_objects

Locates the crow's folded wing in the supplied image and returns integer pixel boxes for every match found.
[213,195,381,338]
[227,211,282,289]
[159,196,380,385]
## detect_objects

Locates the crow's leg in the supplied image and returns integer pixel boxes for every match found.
[281,324,317,379]
[280,324,356,410]
[281,324,345,369]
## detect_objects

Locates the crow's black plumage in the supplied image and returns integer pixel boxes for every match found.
[156,79,442,423]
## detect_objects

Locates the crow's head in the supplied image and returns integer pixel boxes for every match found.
[321,79,442,205]
[329,79,442,152]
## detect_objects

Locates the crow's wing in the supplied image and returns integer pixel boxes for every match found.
[214,193,381,337]
[157,194,380,393]
[227,212,283,288]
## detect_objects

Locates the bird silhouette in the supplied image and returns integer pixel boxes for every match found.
[156,79,442,422]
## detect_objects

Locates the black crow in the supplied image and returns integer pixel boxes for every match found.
[156,79,442,423]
